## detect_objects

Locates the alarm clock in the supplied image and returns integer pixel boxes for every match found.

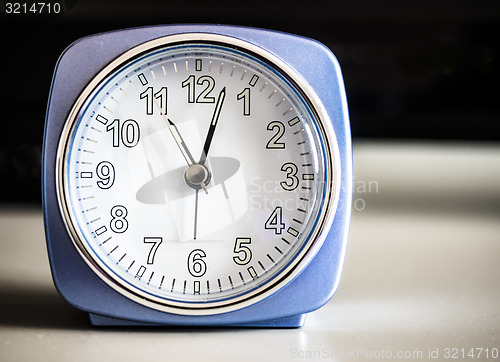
[43,24,351,327]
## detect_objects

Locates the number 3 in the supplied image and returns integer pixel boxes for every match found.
[280,162,299,191]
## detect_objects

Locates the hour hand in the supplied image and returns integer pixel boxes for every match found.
[166,118,196,167]
[152,95,196,167]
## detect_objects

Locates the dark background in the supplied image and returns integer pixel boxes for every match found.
[1,0,499,204]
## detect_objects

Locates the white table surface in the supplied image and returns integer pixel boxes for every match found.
[1,142,499,362]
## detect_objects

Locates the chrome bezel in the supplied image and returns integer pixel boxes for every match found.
[56,33,341,316]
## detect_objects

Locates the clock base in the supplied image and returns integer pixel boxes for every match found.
[89,313,306,328]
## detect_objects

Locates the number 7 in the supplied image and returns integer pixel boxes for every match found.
[144,237,163,264]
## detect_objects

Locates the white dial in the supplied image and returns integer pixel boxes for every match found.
[57,33,339,314]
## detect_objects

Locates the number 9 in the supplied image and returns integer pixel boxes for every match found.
[96,161,115,189]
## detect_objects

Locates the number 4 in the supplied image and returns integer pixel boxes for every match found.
[265,207,285,234]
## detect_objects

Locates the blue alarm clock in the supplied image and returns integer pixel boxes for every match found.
[43,25,351,327]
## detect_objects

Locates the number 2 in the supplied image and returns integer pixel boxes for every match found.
[266,121,285,149]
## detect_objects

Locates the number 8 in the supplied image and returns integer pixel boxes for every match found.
[110,205,128,233]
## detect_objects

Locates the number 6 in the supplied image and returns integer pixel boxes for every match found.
[187,249,207,277]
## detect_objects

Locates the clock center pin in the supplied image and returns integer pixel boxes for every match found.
[184,163,211,190]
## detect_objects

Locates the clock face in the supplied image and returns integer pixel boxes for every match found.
[57,33,339,314]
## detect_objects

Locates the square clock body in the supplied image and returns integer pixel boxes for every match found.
[43,25,352,327]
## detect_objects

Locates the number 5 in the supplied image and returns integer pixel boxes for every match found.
[233,238,252,266]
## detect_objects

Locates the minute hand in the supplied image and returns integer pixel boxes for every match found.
[199,87,226,165]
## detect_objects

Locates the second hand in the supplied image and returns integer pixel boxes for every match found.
[194,189,199,240]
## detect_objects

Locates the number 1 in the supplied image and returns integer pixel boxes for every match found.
[237,88,250,116]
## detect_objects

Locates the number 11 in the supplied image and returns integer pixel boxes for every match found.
[140,87,168,115]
